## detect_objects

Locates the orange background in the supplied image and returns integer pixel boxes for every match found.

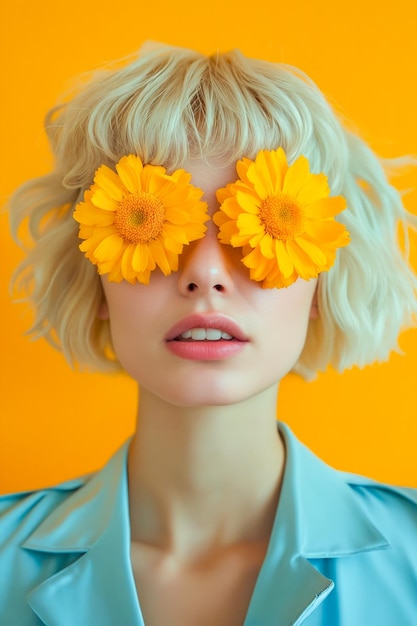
[1,0,416,494]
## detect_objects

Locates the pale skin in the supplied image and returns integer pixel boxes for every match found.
[100,158,319,626]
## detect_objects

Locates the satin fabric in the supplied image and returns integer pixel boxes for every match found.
[1,424,416,625]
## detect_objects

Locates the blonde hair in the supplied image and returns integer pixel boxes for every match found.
[9,44,417,378]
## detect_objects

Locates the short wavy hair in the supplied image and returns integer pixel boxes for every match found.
[9,44,417,379]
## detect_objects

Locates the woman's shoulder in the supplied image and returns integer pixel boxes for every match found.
[0,440,129,558]
[280,422,417,536]
[342,471,417,549]
[0,442,130,626]
[0,473,90,520]
[0,438,130,518]
[0,474,87,519]
[345,470,417,504]
[0,476,89,625]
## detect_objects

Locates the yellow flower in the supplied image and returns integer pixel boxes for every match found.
[74,155,209,284]
[213,147,350,288]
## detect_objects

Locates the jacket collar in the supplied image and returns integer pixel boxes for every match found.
[243,423,390,625]
[278,422,389,558]
[22,425,390,626]
[23,440,144,626]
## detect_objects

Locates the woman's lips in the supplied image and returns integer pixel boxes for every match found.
[165,313,249,361]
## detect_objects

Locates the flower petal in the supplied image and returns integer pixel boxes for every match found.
[285,239,318,278]
[250,149,286,195]
[259,234,275,259]
[236,212,263,235]
[246,161,271,198]
[164,208,193,225]
[294,236,327,269]
[94,165,126,202]
[218,197,243,219]
[131,243,152,273]
[275,239,294,278]
[94,234,124,262]
[121,245,140,281]
[303,218,349,244]
[216,223,235,245]
[236,190,261,215]
[142,164,167,193]
[116,155,144,194]
[304,195,347,219]
[73,202,114,226]
[282,155,310,196]
[236,157,252,184]
[295,172,330,204]
[149,239,173,275]
[242,247,272,281]
[162,223,189,244]
[164,237,183,254]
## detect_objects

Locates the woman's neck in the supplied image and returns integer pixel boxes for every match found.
[128,385,285,560]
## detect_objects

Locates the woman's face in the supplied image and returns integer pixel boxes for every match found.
[100,158,318,407]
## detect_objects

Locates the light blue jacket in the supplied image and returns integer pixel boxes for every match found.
[1,424,417,625]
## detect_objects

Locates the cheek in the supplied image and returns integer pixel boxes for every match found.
[100,277,177,381]
[258,281,317,367]
[100,283,149,358]
[105,305,155,381]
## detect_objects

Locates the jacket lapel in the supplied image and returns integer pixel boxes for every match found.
[244,504,334,626]
[244,423,390,625]
[22,440,144,626]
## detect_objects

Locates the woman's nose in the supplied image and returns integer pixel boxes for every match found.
[177,222,235,296]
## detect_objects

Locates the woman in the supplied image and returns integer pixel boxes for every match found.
[2,44,417,625]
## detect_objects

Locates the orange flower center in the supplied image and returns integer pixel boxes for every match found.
[114,193,165,243]
[259,194,304,240]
